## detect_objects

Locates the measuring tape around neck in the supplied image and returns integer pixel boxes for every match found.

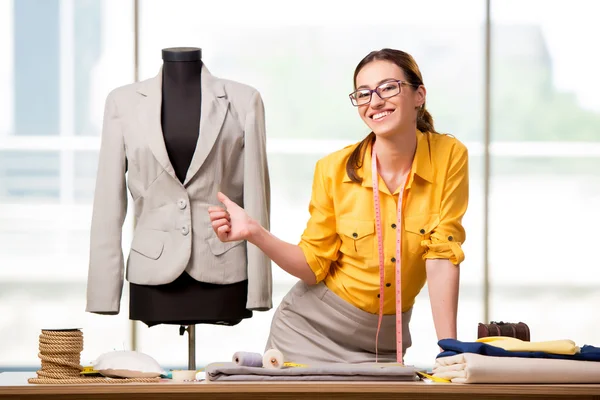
[371,145,407,364]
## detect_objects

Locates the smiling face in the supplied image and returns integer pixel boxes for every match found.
[354,60,425,138]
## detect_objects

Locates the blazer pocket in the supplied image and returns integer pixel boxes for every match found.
[207,236,244,256]
[337,218,375,260]
[404,213,440,255]
[130,230,166,260]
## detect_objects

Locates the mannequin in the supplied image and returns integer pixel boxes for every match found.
[128,47,253,327]
[86,45,272,372]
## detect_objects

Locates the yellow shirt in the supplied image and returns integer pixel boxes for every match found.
[298,130,469,315]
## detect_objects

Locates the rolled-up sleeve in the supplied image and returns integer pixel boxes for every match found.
[298,159,341,282]
[423,143,469,265]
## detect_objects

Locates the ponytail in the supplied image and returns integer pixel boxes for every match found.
[345,132,375,184]
[417,105,437,134]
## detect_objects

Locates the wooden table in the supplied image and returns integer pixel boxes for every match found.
[1,372,599,399]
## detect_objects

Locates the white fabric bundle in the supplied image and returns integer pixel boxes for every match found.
[433,353,600,384]
[93,350,164,378]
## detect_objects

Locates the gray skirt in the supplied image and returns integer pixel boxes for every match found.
[264,280,412,364]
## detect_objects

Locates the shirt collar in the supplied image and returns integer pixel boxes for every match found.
[343,130,434,187]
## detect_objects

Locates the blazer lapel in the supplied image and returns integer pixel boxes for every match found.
[183,64,228,186]
[135,70,178,181]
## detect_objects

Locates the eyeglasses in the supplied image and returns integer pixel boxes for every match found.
[348,79,417,107]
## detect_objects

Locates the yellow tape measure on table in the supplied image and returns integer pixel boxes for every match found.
[80,366,100,375]
[416,371,451,383]
[283,362,308,368]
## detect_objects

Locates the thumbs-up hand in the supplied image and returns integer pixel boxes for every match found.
[208,192,252,242]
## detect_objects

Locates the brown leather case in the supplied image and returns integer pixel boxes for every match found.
[477,321,530,341]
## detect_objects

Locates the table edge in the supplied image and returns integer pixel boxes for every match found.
[1,382,600,396]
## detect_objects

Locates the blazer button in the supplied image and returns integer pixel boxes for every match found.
[177,199,187,210]
[181,226,189,235]
[420,229,425,234]
[391,223,397,229]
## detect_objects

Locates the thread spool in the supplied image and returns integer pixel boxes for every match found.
[262,349,284,369]
[232,351,263,367]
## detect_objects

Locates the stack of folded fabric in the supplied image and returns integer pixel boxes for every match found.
[206,362,418,382]
[433,336,600,383]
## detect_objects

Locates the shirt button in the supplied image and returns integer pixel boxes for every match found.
[391,223,397,229]
[386,283,391,287]
[181,226,189,235]
[420,229,425,234]
[352,232,358,238]
[391,257,396,262]
[177,199,187,209]
[448,235,454,241]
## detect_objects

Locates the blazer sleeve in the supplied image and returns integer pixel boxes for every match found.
[85,92,128,315]
[243,90,273,311]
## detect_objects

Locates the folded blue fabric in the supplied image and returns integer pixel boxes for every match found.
[437,339,600,362]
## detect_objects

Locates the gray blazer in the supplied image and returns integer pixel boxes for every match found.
[85,64,272,315]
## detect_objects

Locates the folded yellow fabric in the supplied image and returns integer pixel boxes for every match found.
[476,336,579,355]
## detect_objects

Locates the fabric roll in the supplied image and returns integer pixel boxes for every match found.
[232,352,263,367]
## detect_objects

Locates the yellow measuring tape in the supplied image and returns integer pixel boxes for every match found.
[416,371,451,383]
[283,362,308,368]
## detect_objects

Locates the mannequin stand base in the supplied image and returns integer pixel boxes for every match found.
[179,325,196,370]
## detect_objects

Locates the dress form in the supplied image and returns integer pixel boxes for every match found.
[128,47,252,369]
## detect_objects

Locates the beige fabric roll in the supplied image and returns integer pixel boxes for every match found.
[433,353,600,383]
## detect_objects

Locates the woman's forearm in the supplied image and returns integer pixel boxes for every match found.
[248,219,316,284]
[426,259,460,340]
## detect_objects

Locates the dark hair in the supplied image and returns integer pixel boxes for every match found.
[346,48,437,183]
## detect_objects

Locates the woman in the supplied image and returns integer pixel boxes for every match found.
[208,48,469,364]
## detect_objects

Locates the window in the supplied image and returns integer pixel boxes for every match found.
[489,0,600,344]
[0,0,134,368]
